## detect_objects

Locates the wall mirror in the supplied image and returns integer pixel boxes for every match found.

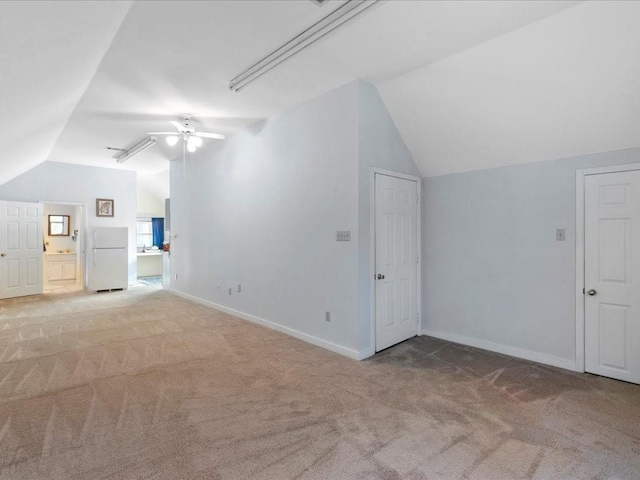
[48,215,70,236]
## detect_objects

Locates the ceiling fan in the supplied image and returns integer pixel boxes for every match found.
[149,114,225,153]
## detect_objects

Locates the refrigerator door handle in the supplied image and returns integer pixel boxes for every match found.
[93,249,97,266]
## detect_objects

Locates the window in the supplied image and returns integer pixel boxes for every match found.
[137,220,153,249]
[48,215,70,236]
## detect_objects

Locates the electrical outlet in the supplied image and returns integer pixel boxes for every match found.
[325,311,331,322]
[228,288,232,295]
[336,231,351,241]
[174,274,178,280]
[237,284,241,293]
[216,284,221,291]
[556,229,566,241]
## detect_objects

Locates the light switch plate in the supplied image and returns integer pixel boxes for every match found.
[336,231,351,241]
[556,229,566,241]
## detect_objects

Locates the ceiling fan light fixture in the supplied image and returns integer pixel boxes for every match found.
[148,114,224,151]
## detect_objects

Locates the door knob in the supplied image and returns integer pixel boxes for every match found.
[0,253,5,257]
[377,274,385,280]
[587,289,597,296]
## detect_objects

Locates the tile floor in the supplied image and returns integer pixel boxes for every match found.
[136,275,163,286]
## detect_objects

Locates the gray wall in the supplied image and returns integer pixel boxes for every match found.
[357,80,422,352]
[422,147,640,366]
[170,81,361,355]
[169,79,420,358]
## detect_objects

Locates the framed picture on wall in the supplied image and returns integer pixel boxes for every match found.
[96,198,114,217]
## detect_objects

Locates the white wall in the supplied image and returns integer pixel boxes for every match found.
[422,147,640,369]
[0,162,137,284]
[137,181,165,218]
[170,82,361,356]
[357,80,422,353]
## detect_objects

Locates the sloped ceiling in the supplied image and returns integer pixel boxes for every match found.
[378,0,640,176]
[0,1,131,184]
[5,0,622,190]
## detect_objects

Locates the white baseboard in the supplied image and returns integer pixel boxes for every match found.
[358,346,376,360]
[168,289,368,361]
[420,328,577,372]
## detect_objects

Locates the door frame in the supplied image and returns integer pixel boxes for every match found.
[370,167,422,352]
[40,201,88,290]
[575,162,640,372]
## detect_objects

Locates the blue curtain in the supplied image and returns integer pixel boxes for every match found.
[151,218,164,247]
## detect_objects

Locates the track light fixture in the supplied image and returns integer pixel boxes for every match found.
[114,137,157,164]
[229,0,379,92]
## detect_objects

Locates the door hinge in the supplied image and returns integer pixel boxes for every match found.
[416,313,419,324]
[416,255,419,264]
[416,194,420,204]
[582,287,585,295]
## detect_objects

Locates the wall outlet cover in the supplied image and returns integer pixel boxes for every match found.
[556,228,566,241]
[336,231,351,241]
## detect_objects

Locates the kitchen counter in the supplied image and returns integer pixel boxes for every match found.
[137,251,162,276]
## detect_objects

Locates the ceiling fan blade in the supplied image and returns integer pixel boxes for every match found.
[170,121,185,131]
[148,132,178,135]
[195,132,226,140]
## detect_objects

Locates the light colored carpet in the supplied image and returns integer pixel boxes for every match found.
[0,288,638,479]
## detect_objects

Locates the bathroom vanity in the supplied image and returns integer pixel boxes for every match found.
[45,253,77,282]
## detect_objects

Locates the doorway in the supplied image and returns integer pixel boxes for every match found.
[577,164,640,384]
[42,203,85,294]
[373,170,421,352]
[136,217,164,287]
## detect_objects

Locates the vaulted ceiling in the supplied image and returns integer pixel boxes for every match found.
[4,0,636,192]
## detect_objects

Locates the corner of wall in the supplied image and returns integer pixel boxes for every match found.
[355,80,423,353]
[169,80,361,356]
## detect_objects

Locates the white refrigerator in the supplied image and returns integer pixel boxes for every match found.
[88,227,128,291]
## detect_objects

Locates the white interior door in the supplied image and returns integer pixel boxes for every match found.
[585,170,640,384]
[0,201,44,299]
[375,173,419,351]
